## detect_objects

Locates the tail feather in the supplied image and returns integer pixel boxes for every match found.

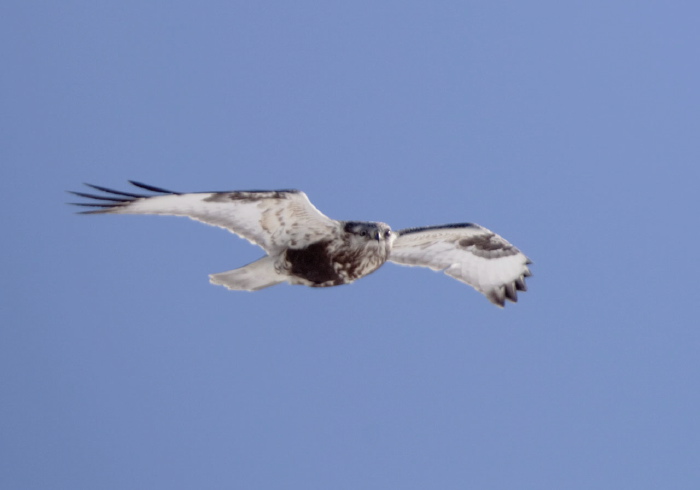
[209,256,286,291]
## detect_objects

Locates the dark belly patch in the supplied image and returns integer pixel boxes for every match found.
[285,241,344,286]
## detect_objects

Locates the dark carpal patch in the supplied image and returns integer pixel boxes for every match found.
[459,233,518,258]
[459,233,502,250]
[285,241,343,286]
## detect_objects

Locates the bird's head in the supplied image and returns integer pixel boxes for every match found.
[343,221,394,249]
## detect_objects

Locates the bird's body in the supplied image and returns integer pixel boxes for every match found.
[70,181,532,307]
[281,221,393,287]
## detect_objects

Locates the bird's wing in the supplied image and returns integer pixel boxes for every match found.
[389,223,532,307]
[69,181,337,254]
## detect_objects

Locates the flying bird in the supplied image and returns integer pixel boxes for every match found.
[70,181,532,307]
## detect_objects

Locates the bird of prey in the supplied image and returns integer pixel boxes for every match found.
[70,181,532,307]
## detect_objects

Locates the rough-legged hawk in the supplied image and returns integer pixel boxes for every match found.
[70,181,532,307]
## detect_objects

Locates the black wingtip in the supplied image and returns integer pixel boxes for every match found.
[67,190,132,202]
[66,202,116,214]
[128,180,179,194]
[487,288,506,308]
[504,283,518,303]
[68,181,152,212]
[74,209,112,215]
[83,183,149,198]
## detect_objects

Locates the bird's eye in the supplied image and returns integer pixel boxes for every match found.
[384,230,391,238]
[360,230,367,237]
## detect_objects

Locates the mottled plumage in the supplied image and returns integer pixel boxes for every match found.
[70,181,532,307]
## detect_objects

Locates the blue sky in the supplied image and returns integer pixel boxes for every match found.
[2,1,699,488]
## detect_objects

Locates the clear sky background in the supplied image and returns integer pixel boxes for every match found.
[2,1,699,489]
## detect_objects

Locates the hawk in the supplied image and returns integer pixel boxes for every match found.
[70,181,532,307]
